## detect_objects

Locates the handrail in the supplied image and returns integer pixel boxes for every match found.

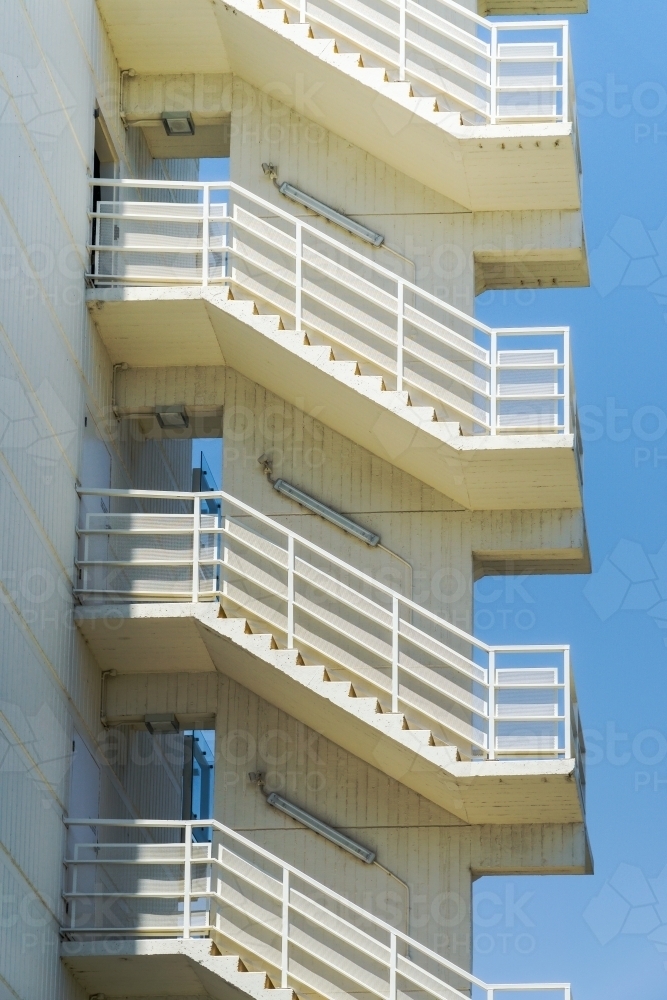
[266,0,574,124]
[271,0,573,126]
[62,817,572,1000]
[75,486,582,769]
[87,179,573,437]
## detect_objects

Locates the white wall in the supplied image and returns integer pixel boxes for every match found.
[0,3,192,996]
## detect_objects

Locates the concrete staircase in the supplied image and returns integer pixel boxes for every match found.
[212,0,581,211]
[88,283,583,511]
[62,938,300,999]
[75,600,584,825]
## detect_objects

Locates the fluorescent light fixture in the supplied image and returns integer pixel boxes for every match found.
[145,713,180,735]
[272,478,380,546]
[156,406,189,429]
[265,791,376,864]
[161,111,195,136]
[277,181,384,247]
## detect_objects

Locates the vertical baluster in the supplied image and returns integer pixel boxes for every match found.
[281,868,290,987]
[396,282,404,394]
[192,498,201,604]
[300,0,306,23]
[562,22,570,124]
[564,647,572,759]
[392,595,399,713]
[489,330,497,435]
[563,327,571,435]
[488,650,496,761]
[222,200,229,284]
[489,27,498,125]
[389,933,397,1000]
[398,0,406,82]
[287,536,295,649]
[202,184,210,287]
[71,841,78,932]
[183,827,192,940]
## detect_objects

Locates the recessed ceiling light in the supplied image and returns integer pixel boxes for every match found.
[161,111,195,136]
[155,406,189,429]
[145,714,180,735]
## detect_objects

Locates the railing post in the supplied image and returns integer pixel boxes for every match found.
[487,650,496,761]
[300,0,306,23]
[202,184,210,287]
[562,21,570,124]
[222,201,229,283]
[295,222,303,332]
[489,330,497,435]
[183,826,192,940]
[563,327,571,436]
[564,647,572,759]
[398,0,406,82]
[389,932,397,1000]
[489,27,498,125]
[287,535,295,649]
[192,498,201,603]
[281,868,290,987]
[391,595,399,713]
[71,842,78,932]
[396,282,404,394]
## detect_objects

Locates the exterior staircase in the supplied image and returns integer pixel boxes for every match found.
[73,482,585,826]
[210,0,581,210]
[87,177,582,512]
[60,817,576,1000]
[62,940,299,1000]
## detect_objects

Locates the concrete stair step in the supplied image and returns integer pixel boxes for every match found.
[255,7,289,26]
[328,51,364,70]
[382,81,415,100]
[280,21,315,40]
[352,66,389,85]
[299,36,338,57]
[201,954,297,1000]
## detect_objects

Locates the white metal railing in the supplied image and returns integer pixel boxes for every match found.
[75,487,584,774]
[88,179,575,437]
[62,817,573,1000]
[270,0,575,128]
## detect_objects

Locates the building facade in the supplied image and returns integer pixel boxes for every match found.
[0,0,590,998]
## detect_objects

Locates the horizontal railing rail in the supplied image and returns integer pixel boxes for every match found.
[87,179,574,437]
[62,817,573,1000]
[75,486,584,772]
[271,0,574,127]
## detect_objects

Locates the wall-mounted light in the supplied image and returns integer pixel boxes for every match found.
[265,790,376,863]
[274,478,380,546]
[258,457,379,546]
[156,406,189,429]
[262,163,384,247]
[161,111,195,136]
[145,713,180,734]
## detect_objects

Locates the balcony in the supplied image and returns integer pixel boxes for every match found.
[74,486,586,824]
[86,180,583,512]
[61,817,577,999]
[100,0,582,211]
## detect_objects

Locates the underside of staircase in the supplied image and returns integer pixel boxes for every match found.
[87,285,583,512]
[75,601,585,827]
[96,0,582,213]
[62,939,298,1000]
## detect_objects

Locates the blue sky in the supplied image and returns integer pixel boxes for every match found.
[472,2,667,997]
[191,15,667,993]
